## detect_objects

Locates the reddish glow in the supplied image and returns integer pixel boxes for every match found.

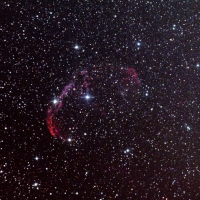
[46,108,59,137]
[46,66,140,139]
[126,68,140,85]
[46,83,73,138]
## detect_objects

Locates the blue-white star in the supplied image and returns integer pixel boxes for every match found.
[53,99,58,104]
[85,95,91,100]
[35,156,39,161]
[74,45,80,50]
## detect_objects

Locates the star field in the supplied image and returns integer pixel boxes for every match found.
[1,0,200,199]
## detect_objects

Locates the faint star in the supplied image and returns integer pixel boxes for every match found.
[172,24,176,30]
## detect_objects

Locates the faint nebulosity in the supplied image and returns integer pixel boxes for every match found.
[1,1,200,199]
[46,64,140,142]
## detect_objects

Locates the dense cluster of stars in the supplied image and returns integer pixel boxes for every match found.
[1,0,200,199]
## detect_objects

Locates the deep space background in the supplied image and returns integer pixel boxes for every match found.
[1,0,200,199]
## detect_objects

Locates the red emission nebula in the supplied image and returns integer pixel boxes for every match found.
[46,64,140,141]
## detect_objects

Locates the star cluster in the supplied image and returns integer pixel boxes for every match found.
[1,0,200,199]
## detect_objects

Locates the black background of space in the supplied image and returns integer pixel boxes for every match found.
[1,0,200,199]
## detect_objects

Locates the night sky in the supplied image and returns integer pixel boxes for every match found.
[1,0,200,199]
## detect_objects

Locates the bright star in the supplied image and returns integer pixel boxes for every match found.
[186,126,191,131]
[172,24,176,30]
[85,95,91,100]
[35,156,39,160]
[74,45,80,50]
[33,182,39,187]
[124,148,130,153]
[53,99,58,104]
